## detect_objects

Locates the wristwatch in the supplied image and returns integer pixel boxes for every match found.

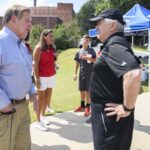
[123,105,135,112]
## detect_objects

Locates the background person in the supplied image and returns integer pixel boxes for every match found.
[73,35,96,117]
[138,56,148,82]
[89,8,141,150]
[33,29,57,131]
[0,5,36,150]
[24,31,38,113]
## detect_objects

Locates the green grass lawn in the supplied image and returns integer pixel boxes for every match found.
[29,48,149,122]
[133,45,148,52]
[29,48,80,122]
[141,81,148,93]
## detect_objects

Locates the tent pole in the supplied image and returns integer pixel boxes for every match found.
[143,36,146,45]
[132,36,134,48]
[148,28,150,91]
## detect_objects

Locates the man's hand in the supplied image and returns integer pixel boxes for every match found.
[30,94,38,112]
[104,103,131,122]
[0,103,14,113]
[73,74,77,81]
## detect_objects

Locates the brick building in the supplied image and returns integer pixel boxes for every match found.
[0,3,75,29]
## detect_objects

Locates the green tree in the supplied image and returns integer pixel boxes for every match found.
[76,1,96,35]
[92,0,150,14]
[53,21,81,50]
[119,0,150,13]
[29,24,44,50]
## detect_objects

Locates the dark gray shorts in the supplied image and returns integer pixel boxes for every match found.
[79,73,91,91]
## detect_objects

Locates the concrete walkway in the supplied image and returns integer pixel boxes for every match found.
[131,92,150,150]
[31,93,150,150]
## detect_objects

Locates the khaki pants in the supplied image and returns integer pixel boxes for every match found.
[0,101,31,150]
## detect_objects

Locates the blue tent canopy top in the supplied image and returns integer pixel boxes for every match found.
[123,4,150,32]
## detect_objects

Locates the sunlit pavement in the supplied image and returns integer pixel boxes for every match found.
[31,92,150,150]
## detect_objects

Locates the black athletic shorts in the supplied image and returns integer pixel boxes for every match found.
[79,73,91,91]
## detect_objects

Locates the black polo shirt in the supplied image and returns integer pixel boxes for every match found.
[89,32,140,104]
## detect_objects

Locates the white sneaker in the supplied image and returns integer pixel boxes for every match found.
[41,116,51,125]
[46,107,55,113]
[35,122,48,131]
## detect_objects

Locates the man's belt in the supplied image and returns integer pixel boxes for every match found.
[0,98,25,116]
[11,98,26,105]
[0,108,16,115]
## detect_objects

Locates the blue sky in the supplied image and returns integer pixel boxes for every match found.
[0,0,87,16]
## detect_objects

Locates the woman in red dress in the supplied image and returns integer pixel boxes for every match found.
[33,29,58,131]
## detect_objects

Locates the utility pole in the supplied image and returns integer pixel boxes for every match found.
[47,7,50,29]
[34,0,37,7]
[148,29,150,91]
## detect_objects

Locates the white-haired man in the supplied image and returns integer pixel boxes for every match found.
[89,8,141,150]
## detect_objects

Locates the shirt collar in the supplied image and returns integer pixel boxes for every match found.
[2,26,22,44]
[103,32,124,47]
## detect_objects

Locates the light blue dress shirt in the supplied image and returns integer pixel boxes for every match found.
[0,26,35,109]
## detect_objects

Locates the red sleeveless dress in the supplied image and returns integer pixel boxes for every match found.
[39,48,56,77]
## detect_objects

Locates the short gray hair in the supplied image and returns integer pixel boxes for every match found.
[116,22,124,32]
[2,5,31,25]
[105,18,124,33]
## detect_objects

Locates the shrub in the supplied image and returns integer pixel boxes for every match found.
[53,21,81,50]
[29,24,44,50]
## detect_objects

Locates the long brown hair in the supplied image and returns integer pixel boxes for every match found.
[38,29,54,51]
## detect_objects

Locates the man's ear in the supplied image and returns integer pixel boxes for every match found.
[111,21,117,32]
[11,15,17,23]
